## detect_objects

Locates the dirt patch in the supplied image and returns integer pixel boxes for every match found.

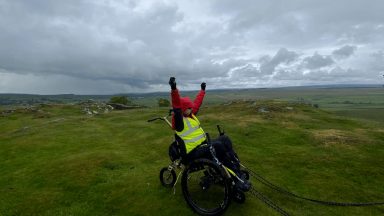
[312,129,368,148]
[286,113,312,121]
[279,121,299,129]
[235,117,265,127]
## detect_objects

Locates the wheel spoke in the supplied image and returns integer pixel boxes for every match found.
[160,167,176,187]
[182,159,230,215]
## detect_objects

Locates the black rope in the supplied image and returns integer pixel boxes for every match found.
[249,187,290,216]
[242,164,384,207]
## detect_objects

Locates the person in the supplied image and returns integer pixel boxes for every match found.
[169,77,251,192]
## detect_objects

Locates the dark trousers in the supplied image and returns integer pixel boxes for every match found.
[187,135,241,175]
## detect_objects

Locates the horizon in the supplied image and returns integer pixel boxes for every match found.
[0,83,382,96]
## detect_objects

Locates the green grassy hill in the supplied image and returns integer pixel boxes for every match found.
[1,101,384,215]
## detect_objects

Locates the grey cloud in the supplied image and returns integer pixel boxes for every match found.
[369,50,384,72]
[332,45,357,59]
[0,71,138,94]
[232,64,260,78]
[0,0,246,90]
[259,48,298,74]
[303,67,369,83]
[303,53,335,69]
[211,0,384,47]
[273,66,366,84]
[371,50,384,59]
[1,0,383,94]
[231,48,299,79]
[0,0,185,87]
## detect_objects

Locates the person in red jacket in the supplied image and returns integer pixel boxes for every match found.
[169,77,250,192]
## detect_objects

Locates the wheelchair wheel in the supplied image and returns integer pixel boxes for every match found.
[181,159,231,216]
[160,167,176,187]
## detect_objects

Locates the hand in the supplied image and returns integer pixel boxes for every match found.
[201,82,206,90]
[169,77,176,90]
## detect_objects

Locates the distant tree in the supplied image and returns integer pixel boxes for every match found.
[158,98,170,107]
[109,96,130,105]
[313,104,319,108]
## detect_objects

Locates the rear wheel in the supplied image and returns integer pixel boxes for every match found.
[181,159,231,216]
[160,167,176,187]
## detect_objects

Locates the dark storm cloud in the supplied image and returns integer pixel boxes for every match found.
[0,0,185,88]
[303,53,335,69]
[332,45,357,59]
[0,0,383,94]
[259,48,299,75]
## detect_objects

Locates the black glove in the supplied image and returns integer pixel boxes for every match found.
[169,77,176,90]
[201,82,206,91]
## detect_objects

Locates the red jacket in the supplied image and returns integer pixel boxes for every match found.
[171,89,205,131]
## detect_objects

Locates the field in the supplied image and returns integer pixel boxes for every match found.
[1,87,384,215]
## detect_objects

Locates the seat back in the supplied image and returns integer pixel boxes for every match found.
[167,134,188,164]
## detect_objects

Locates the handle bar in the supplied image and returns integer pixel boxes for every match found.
[147,116,172,128]
[147,109,174,128]
[147,117,164,122]
[217,125,225,136]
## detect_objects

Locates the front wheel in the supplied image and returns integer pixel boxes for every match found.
[181,159,231,216]
[160,167,176,187]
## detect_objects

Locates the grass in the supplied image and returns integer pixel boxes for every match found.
[1,100,384,215]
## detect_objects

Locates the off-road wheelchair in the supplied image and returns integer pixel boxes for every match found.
[148,110,250,216]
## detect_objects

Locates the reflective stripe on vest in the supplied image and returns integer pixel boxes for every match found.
[176,114,206,154]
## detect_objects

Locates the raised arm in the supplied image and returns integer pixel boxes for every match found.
[192,82,206,115]
[169,77,184,132]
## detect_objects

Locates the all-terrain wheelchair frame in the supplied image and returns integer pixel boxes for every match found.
[148,110,250,216]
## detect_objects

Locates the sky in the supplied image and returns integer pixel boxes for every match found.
[0,0,383,94]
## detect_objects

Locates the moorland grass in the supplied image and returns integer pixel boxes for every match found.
[1,101,384,215]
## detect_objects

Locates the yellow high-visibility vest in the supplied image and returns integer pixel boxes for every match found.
[176,114,206,154]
